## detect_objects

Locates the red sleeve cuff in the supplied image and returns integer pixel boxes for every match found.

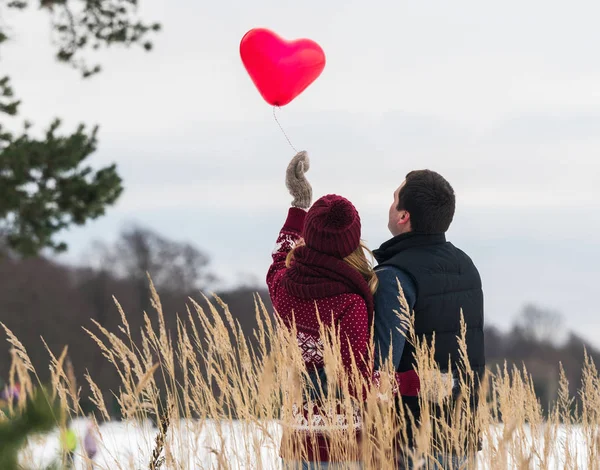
[283,207,307,233]
[398,370,421,397]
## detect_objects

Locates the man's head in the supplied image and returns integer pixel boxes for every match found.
[388,170,456,236]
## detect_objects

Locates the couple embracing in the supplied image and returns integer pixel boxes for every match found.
[267,152,485,470]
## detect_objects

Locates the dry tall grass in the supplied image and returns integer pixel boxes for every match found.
[2,280,600,469]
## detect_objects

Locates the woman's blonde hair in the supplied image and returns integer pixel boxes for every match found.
[286,241,379,295]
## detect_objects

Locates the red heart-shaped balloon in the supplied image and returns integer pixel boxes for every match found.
[240,28,326,107]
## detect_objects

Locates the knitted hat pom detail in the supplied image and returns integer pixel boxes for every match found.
[326,199,354,229]
[303,194,361,259]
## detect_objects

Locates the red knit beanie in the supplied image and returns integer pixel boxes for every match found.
[303,194,361,259]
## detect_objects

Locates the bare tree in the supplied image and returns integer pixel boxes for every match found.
[514,304,564,345]
[87,225,217,312]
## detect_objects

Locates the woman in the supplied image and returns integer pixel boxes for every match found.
[267,152,418,469]
[83,420,98,462]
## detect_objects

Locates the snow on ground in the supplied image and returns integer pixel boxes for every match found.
[21,418,283,470]
[20,419,593,469]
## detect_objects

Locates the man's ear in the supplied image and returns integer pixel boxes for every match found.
[399,210,410,225]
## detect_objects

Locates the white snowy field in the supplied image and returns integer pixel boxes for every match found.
[20,418,593,469]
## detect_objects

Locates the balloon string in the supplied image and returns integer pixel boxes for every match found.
[272,106,298,153]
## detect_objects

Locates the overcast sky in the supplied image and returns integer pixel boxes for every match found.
[2,0,599,343]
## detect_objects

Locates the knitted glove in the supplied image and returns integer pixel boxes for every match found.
[285,151,312,209]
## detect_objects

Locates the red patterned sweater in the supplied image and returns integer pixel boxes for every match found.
[267,208,419,462]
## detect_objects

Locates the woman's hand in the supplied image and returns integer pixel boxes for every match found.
[285,151,312,209]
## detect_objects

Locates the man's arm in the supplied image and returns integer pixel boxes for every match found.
[373,266,417,370]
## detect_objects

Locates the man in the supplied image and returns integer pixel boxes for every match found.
[60,425,77,468]
[372,170,485,469]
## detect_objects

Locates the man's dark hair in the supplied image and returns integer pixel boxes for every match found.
[397,170,456,233]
